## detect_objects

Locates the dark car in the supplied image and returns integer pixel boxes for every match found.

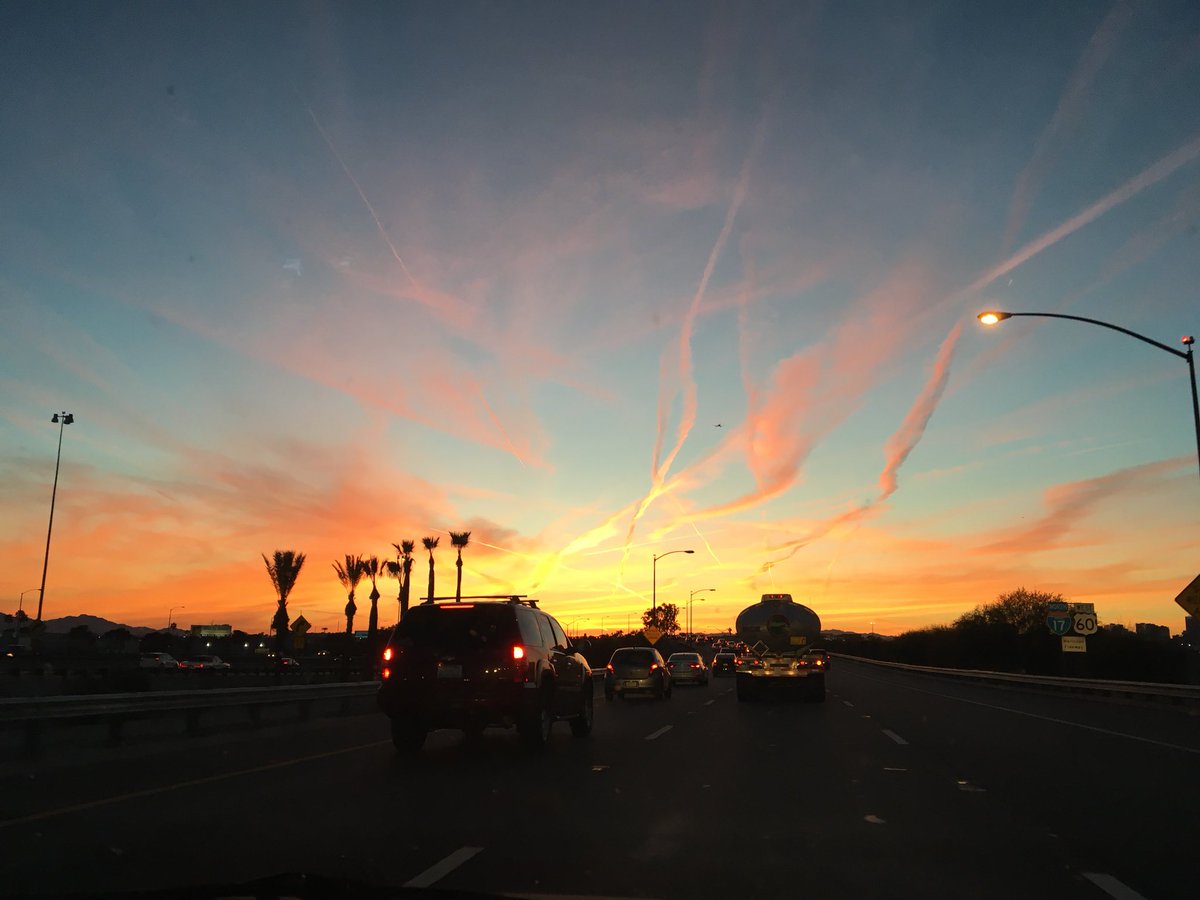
[377,596,594,753]
[604,646,671,700]
[711,651,738,677]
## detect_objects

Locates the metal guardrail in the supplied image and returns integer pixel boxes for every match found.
[0,681,380,759]
[833,653,1200,706]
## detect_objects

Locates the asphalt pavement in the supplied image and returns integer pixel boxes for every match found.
[1,658,1196,899]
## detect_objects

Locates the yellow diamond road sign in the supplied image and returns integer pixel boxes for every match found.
[1175,573,1200,619]
[643,626,663,645]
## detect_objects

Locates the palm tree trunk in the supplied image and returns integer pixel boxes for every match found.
[455,554,463,602]
[426,557,435,603]
[400,559,412,619]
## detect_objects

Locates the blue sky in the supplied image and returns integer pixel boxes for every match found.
[2,1,1198,634]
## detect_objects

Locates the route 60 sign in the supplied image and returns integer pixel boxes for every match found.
[1073,612,1098,636]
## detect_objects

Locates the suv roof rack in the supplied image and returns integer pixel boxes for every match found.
[422,594,538,608]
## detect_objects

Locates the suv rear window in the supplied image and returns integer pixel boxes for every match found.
[394,605,518,650]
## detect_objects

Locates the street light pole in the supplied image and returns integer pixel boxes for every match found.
[37,412,74,622]
[978,312,1199,481]
[688,588,716,636]
[168,606,186,631]
[652,549,695,613]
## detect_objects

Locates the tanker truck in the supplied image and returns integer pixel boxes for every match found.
[734,593,826,702]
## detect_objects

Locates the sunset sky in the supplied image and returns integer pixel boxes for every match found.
[3,2,1199,636]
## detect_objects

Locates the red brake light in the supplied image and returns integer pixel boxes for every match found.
[381,667,392,679]
[443,603,476,609]
[649,663,659,671]
[606,663,613,671]
[512,645,525,660]
[382,647,394,662]
[668,662,675,668]
[690,663,700,669]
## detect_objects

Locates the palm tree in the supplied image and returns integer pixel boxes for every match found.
[421,536,440,603]
[263,550,306,653]
[333,554,367,635]
[450,531,471,602]
[398,540,415,618]
[364,555,382,642]
[382,540,416,622]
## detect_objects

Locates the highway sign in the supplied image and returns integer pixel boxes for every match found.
[1176,573,1200,619]
[643,626,663,645]
[1068,602,1095,614]
[1061,636,1087,653]
[1048,601,1069,612]
[1046,616,1071,636]
[1073,612,1098,636]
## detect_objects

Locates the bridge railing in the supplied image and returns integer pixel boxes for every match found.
[0,681,380,760]
[833,654,1200,706]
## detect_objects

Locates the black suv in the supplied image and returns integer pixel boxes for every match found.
[377,596,594,752]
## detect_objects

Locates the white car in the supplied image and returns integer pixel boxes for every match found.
[139,652,179,669]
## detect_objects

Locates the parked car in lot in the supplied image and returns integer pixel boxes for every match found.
[605,647,671,701]
[180,654,231,670]
[377,596,594,753]
[139,652,180,669]
[711,651,738,677]
[667,652,708,686]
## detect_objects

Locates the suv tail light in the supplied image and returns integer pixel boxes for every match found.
[382,647,394,662]
[512,645,525,660]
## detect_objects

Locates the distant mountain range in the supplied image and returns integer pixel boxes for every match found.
[35,614,158,637]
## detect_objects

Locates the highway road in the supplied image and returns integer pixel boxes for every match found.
[1,658,1197,899]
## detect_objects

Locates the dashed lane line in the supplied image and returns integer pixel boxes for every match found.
[882,729,908,745]
[645,725,673,741]
[0,739,392,830]
[842,700,854,707]
[404,846,483,888]
[1082,873,1148,900]
[704,699,716,706]
[846,670,1200,755]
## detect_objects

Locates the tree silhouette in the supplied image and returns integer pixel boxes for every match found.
[333,555,367,635]
[421,537,440,603]
[450,531,471,602]
[956,587,1064,635]
[263,550,306,653]
[642,603,681,635]
[364,555,382,642]
[382,540,416,623]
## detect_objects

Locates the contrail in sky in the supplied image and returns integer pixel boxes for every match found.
[306,106,420,288]
[966,131,1200,296]
[625,112,770,561]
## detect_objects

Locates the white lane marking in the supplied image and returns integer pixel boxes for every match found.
[1082,872,1149,900]
[842,700,854,707]
[704,699,716,706]
[883,767,907,772]
[0,739,392,830]
[864,814,886,824]
[645,725,673,741]
[404,846,483,888]
[882,729,908,745]
[846,670,1200,755]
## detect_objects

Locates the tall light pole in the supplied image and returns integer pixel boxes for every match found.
[688,588,716,636]
[17,589,40,615]
[978,312,1199,481]
[37,412,75,622]
[168,606,186,631]
[652,549,694,613]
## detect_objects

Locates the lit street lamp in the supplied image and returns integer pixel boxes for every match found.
[17,589,40,615]
[978,311,1199,481]
[167,606,186,631]
[688,588,716,637]
[36,411,74,622]
[652,549,694,612]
